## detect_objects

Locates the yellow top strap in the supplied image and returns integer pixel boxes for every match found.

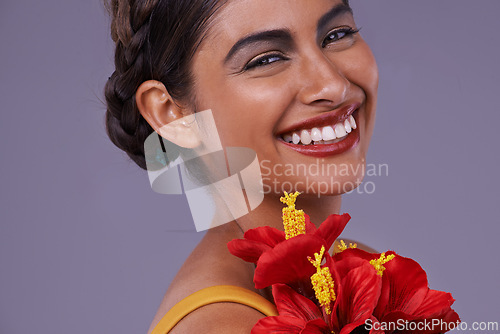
[151,285,278,334]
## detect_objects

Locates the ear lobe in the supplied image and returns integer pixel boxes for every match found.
[156,115,201,149]
[136,80,201,149]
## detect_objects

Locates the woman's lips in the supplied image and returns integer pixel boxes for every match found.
[276,103,360,136]
[279,126,360,157]
[277,107,361,157]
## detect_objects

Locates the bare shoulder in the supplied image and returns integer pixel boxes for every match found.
[147,223,265,334]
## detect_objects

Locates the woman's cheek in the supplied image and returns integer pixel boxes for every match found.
[215,85,290,145]
[348,39,379,96]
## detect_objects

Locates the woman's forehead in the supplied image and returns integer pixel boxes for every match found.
[201,0,350,50]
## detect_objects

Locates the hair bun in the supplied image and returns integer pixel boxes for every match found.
[105,71,152,169]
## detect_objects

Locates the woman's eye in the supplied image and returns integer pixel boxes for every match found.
[322,27,359,48]
[244,54,287,70]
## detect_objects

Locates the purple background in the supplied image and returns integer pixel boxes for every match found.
[1,1,499,333]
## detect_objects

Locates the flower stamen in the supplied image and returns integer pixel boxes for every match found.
[337,240,357,252]
[370,253,396,277]
[308,246,336,315]
[280,191,306,240]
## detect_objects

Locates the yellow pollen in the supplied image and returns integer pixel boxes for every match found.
[280,191,306,240]
[308,246,336,315]
[337,240,358,252]
[370,253,396,277]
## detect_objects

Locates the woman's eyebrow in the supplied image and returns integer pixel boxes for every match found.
[224,29,293,64]
[317,3,353,37]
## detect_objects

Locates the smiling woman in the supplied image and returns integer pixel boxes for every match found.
[104,0,378,333]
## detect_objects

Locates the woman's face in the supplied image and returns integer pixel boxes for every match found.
[190,0,378,196]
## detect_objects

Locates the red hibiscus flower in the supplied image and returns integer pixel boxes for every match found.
[227,192,460,334]
[228,192,349,290]
[334,249,460,334]
[228,191,350,264]
[252,246,459,334]
[252,249,383,334]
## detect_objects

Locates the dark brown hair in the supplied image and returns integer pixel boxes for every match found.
[104,0,226,169]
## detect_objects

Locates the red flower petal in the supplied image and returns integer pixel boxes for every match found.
[367,316,386,334]
[315,213,351,249]
[254,235,325,289]
[301,319,330,334]
[304,213,317,234]
[272,284,324,322]
[396,309,460,334]
[244,226,286,247]
[383,310,459,334]
[332,261,382,334]
[374,253,429,320]
[391,290,460,334]
[332,249,374,279]
[333,247,377,261]
[253,284,330,334]
[441,306,460,325]
[251,315,307,334]
[378,310,418,334]
[227,239,272,263]
[438,308,461,332]
[413,289,456,319]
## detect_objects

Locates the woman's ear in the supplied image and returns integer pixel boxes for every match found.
[135,80,201,148]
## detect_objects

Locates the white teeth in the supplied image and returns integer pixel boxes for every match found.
[300,130,312,145]
[344,119,352,133]
[283,115,357,145]
[310,128,322,141]
[322,126,336,141]
[334,123,348,138]
[349,115,357,129]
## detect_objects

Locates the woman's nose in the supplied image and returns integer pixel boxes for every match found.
[296,51,349,107]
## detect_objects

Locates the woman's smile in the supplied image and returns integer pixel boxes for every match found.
[277,102,360,157]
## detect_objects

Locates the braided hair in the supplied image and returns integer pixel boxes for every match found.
[104,0,225,169]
